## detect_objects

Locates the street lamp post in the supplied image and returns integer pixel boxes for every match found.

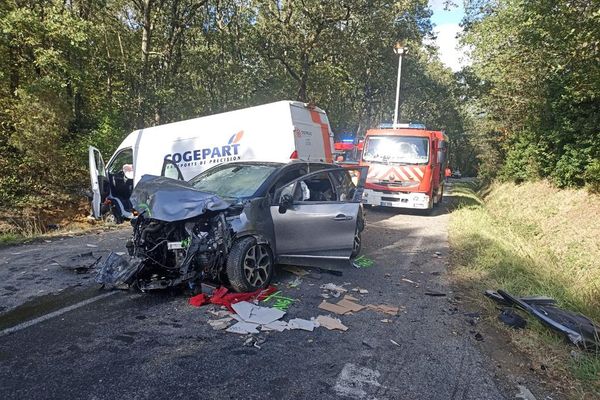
[393,42,407,127]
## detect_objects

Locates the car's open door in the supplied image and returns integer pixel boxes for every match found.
[161,159,184,180]
[88,146,110,218]
[336,166,369,202]
[270,167,367,269]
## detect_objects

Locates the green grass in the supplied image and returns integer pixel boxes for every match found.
[0,232,25,245]
[448,180,600,396]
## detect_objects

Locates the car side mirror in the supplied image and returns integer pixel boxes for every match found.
[278,194,294,214]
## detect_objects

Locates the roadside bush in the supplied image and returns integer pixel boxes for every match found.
[499,134,541,183]
[551,145,591,188]
[584,160,600,194]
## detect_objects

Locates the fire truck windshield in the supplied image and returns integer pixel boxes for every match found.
[363,136,429,164]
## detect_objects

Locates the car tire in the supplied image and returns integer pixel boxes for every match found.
[351,213,364,258]
[227,237,274,293]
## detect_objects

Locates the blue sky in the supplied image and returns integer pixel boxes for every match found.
[428,1,468,71]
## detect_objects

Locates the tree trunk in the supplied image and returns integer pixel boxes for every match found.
[138,0,154,128]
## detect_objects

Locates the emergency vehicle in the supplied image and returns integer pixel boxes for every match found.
[88,101,335,221]
[359,123,448,210]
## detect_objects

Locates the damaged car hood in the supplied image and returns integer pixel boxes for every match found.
[130,175,230,221]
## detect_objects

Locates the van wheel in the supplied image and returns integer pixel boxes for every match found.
[227,237,274,292]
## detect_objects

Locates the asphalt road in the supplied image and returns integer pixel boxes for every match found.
[0,192,537,400]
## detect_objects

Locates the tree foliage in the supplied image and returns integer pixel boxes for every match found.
[461,0,600,188]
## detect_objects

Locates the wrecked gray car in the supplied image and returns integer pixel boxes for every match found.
[97,160,368,292]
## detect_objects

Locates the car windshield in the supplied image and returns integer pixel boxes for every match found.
[189,164,277,199]
[363,136,429,164]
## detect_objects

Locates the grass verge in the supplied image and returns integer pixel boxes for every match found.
[448,180,600,398]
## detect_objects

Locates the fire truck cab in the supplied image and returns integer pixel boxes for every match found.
[359,123,448,210]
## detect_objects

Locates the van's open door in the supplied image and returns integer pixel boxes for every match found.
[88,146,110,218]
[161,159,184,180]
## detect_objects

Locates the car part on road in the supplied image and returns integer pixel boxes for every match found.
[498,308,527,329]
[95,252,141,287]
[486,289,600,350]
[424,290,446,297]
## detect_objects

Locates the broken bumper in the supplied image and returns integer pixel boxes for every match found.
[362,189,430,209]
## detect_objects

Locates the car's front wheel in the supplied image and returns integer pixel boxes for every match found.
[226,237,274,292]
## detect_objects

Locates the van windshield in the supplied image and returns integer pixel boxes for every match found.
[189,164,278,199]
[363,136,429,164]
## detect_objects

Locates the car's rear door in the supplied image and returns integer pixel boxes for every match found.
[270,168,365,268]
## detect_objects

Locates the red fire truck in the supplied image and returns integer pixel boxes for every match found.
[359,123,448,210]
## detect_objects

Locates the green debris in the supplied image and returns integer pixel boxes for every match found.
[353,255,374,269]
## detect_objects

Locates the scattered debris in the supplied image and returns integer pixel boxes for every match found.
[288,318,318,331]
[208,309,231,318]
[424,290,446,297]
[95,252,140,287]
[499,309,527,329]
[486,289,600,350]
[261,320,289,332]
[231,301,285,325]
[401,278,418,285]
[473,332,484,341]
[316,315,348,331]
[380,319,391,323]
[86,244,98,248]
[352,255,375,268]
[359,289,369,294]
[189,286,276,311]
[362,339,375,349]
[318,300,352,315]
[336,297,365,312]
[464,312,481,326]
[282,265,310,277]
[515,385,537,400]
[207,317,233,330]
[287,277,303,288]
[226,321,260,334]
[243,336,266,349]
[261,291,296,311]
[366,304,400,316]
[320,283,347,297]
[390,339,401,347]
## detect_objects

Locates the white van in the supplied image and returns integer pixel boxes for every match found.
[88,100,335,221]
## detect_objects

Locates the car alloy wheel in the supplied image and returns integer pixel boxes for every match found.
[227,237,274,292]
[243,244,272,287]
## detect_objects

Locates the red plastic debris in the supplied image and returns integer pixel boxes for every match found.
[189,285,277,311]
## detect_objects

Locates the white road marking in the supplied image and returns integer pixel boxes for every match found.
[0,291,118,337]
[334,363,384,399]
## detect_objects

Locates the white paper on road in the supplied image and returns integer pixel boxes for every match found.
[225,321,260,334]
[287,318,318,331]
[231,301,286,325]
[261,320,289,332]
